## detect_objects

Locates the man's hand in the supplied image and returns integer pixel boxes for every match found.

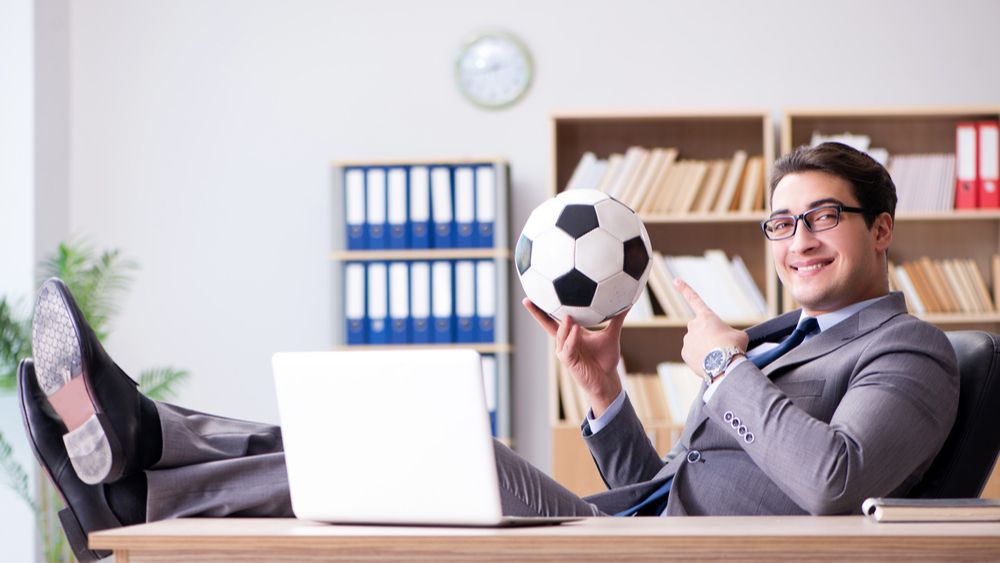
[674,279,749,378]
[522,298,626,417]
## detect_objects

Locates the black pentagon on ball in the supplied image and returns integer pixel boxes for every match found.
[556,204,599,239]
[622,237,649,280]
[515,234,532,275]
[553,269,598,307]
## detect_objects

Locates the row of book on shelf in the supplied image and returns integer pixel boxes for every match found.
[565,148,767,215]
[344,259,496,345]
[812,122,999,211]
[625,249,767,323]
[343,163,500,250]
[956,121,1000,209]
[558,359,699,426]
[889,256,999,315]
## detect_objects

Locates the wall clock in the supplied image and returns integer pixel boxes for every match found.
[455,31,533,110]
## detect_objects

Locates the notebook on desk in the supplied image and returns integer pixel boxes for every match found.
[272,348,578,527]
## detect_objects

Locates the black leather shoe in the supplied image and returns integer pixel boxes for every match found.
[18,359,124,563]
[31,277,143,485]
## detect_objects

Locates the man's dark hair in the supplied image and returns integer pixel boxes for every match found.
[769,142,897,226]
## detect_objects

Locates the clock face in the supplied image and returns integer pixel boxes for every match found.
[456,32,533,109]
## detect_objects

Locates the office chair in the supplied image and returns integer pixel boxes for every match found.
[908,331,1000,498]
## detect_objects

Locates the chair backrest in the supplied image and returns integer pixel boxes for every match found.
[909,331,1000,498]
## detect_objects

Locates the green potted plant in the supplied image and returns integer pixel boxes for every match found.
[0,241,190,562]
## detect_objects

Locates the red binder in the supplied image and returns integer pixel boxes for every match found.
[978,121,1000,209]
[955,122,979,209]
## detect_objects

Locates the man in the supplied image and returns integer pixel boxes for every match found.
[19,142,958,561]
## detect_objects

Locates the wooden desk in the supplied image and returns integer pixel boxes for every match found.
[91,516,1000,562]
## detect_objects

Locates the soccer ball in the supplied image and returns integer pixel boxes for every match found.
[515,189,652,327]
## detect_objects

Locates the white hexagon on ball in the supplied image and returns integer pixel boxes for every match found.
[575,228,624,283]
[591,272,641,318]
[521,198,567,240]
[594,198,642,241]
[519,269,562,314]
[528,227,576,280]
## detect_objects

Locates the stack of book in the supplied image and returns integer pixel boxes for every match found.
[627,249,767,324]
[889,257,997,315]
[343,163,498,250]
[564,148,766,215]
[343,260,497,345]
[888,154,957,212]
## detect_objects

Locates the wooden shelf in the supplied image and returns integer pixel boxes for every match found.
[640,212,767,224]
[623,316,765,329]
[331,343,512,354]
[895,210,1000,221]
[330,249,511,261]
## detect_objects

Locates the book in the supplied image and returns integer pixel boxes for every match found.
[862,497,1000,523]
[693,159,729,213]
[565,152,597,191]
[637,148,679,214]
[656,362,701,425]
[738,156,765,212]
[614,147,651,206]
[956,122,979,209]
[713,150,748,213]
[624,148,666,211]
[965,258,995,312]
[596,153,625,194]
[673,160,709,214]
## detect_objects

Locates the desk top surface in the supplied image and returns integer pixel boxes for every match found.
[91,516,1000,547]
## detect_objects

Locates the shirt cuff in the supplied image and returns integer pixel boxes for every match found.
[586,388,627,434]
[702,356,748,403]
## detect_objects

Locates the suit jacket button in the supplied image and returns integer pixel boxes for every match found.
[724,411,734,422]
[686,450,702,463]
[737,425,747,436]
[731,417,741,428]
[744,433,755,444]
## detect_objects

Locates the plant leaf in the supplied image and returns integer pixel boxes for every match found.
[0,430,38,514]
[138,367,191,402]
[0,298,32,394]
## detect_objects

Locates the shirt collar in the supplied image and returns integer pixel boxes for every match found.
[796,294,890,334]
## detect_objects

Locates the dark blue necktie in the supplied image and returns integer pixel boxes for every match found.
[751,317,819,369]
[615,477,672,516]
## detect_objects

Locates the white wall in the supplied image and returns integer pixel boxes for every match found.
[0,0,38,560]
[61,0,1000,477]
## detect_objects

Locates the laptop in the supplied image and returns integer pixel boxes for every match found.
[272,348,579,527]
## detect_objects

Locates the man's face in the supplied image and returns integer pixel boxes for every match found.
[769,171,892,316]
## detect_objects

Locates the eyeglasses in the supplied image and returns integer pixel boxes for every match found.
[760,204,867,241]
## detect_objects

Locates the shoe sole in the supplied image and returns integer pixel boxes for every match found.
[18,362,113,563]
[32,281,123,485]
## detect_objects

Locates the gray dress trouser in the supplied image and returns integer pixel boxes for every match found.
[144,402,605,521]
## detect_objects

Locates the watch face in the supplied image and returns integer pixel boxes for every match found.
[455,32,532,109]
[704,349,726,375]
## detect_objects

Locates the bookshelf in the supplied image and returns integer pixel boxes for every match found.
[784,108,1000,499]
[548,108,1000,499]
[330,158,513,442]
[782,108,1000,328]
[549,111,776,495]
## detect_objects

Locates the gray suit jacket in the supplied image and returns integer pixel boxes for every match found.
[582,292,959,516]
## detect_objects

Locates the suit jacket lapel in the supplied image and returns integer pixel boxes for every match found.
[763,292,909,376]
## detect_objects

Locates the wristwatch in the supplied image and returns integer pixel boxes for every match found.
[702,346,746,384]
